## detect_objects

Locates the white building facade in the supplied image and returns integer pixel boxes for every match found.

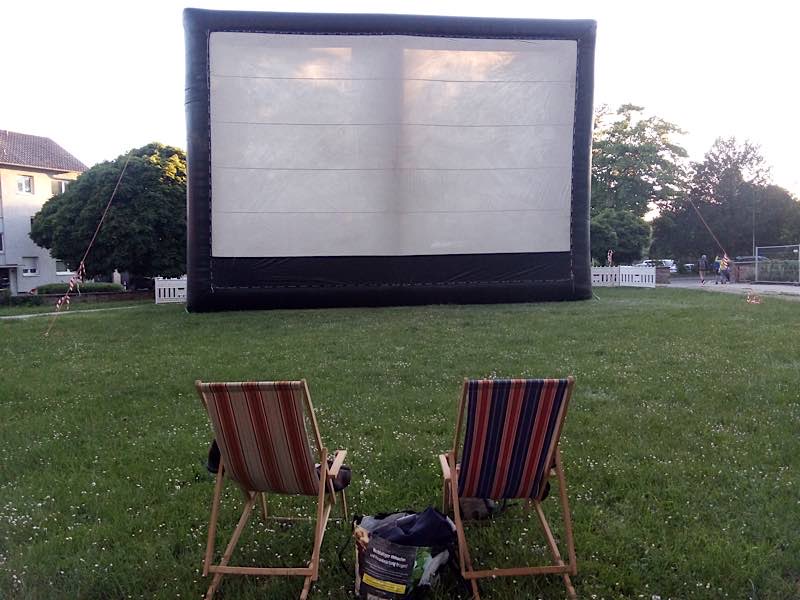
[0,130,86,295]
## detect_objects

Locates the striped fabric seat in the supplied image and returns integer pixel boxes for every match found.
[457,378,572,500]
[199,381,319,496]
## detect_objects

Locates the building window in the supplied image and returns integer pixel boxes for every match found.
[17,175,34,194]
[51,180,69,195]
[55,260,73,275]
[22,256,39,276]
[0,232,4,252]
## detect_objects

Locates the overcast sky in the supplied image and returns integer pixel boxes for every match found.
[2,0,798,196]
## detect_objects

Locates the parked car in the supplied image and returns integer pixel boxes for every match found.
[661,259,677,273]
[734,255,770,262]
[634,259,678,273]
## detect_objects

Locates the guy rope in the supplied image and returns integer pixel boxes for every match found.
[45,151,132,337]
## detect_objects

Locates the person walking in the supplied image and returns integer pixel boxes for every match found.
[714,255,721,284]
[719,253,731,283]
[698,254,708,285]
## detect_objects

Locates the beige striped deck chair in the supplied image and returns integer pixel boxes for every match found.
[195,380,348,600]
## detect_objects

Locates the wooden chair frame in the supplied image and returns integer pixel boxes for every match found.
[196,380,348,600]
[438,377,577,599]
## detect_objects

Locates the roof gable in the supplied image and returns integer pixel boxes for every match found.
[0,130,87,173]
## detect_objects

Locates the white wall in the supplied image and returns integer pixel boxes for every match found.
[0,167,78,294]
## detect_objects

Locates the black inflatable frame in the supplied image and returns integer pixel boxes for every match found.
[184,9,595,311]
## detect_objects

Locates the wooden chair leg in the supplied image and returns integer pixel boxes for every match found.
[555,464,577,599]
[310,503,332,581]
[555,451,577,574]
[205,575,222,600]
[534,502,563,564]
[447,454,466,573]
[449,472,478,600]
[563,573,577,599]
[309,449,330,582]
[536,451,577,599]
[447,452,479,585]
[204,464,225,577]
[206,493,257,599]
[259,493,269,521]
[300,575,313,600]
[534,501,575,598]
[339,489,349,523]
[439,453,453,514]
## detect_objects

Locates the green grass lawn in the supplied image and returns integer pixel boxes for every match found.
[0,299,150,317]
[1,288,798,599]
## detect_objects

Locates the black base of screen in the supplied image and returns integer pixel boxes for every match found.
[188,280,590,312]
[187,252,591,311]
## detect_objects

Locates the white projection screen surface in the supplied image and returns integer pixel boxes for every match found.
[210,33,575,258]
[185,10,596,311]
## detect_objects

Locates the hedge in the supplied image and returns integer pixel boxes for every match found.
[35,282,124,294]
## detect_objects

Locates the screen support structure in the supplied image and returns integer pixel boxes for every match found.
[185,9,596,311]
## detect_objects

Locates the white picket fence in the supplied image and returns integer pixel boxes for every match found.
[155,276,187,304]
[591,266,656,288]
[155,270,653,301]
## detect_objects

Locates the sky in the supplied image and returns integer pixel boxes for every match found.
[2,0,798,197]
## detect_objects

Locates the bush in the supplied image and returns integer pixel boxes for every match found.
[36,282,124,294]
[0,294,44,307]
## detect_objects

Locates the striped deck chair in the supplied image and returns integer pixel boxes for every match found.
[195,380,348,600]
[438,377,577,599]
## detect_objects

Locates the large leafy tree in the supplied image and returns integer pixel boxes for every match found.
[592,104,689,218]
[589,104,688,264]
[650,137,800,261]
[31,143,186,278]
[690,137,769,204]
[591,208,651,265]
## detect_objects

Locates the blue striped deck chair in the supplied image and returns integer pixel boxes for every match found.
[438,377,577,599]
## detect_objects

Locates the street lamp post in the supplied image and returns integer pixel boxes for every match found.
[752,186,756,258]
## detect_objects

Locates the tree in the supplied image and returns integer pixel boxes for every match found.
[31,143,186,279]
[690,137,770,205]
[591,208,650,265]
[592,104,689,218]
[650,137,800,261]
[589,212,617,264]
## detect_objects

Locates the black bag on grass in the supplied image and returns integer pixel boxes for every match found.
[353,507,456,599]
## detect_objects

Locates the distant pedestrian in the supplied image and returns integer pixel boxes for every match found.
[714,255,721,284]
[698,254,708,285]
[719,253,731,283]
[607,249,614,267]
